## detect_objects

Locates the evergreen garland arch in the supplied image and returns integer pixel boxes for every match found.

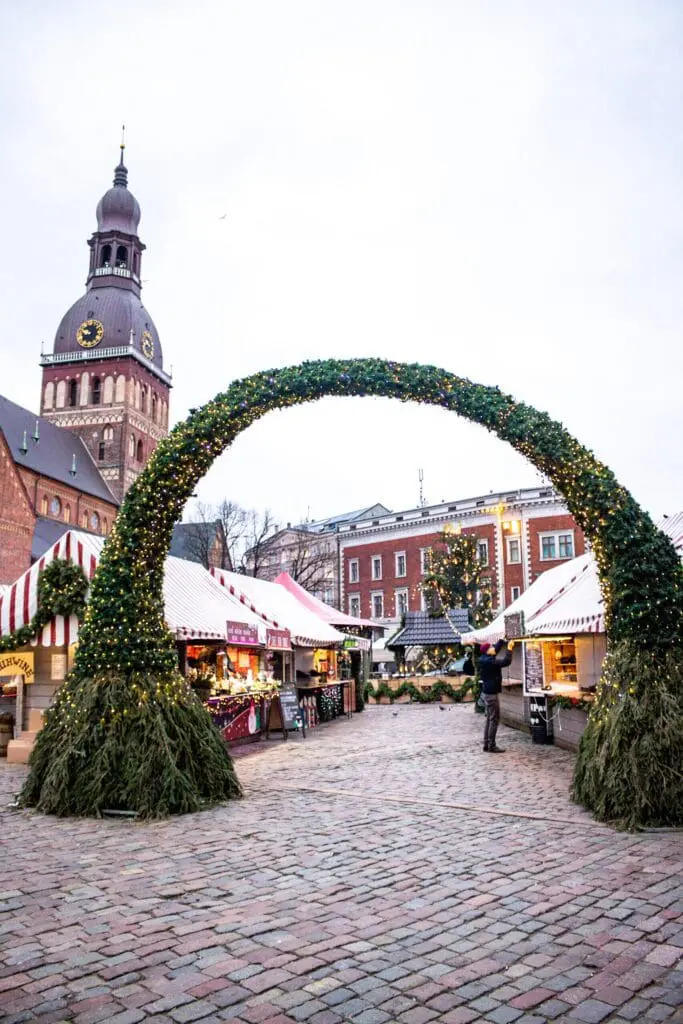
[21,359,683,825]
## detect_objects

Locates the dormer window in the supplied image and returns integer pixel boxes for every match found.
[100,244,112,267]
[115,245,128,269]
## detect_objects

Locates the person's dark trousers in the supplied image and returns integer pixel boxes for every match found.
[483,694,500,750]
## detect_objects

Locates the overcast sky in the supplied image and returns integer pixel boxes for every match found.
[1,0,682,526]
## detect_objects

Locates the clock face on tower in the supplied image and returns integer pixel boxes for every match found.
[141,330,154,360]
[76,319,104,348]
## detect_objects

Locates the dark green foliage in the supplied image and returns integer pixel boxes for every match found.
[572,641,683,828]
[0,559,88,652]
[365,677,475,704]
[20,671,242,818]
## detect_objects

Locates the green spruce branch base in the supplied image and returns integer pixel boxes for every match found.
[572,641,683,829]
[18,358,683,825]
[364,678,475,704]
[20,672,242,818]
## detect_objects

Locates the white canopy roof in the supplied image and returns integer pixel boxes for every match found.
[460,554,595,645]
[210,568,347,647]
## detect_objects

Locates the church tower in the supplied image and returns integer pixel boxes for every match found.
[39,141,171,503]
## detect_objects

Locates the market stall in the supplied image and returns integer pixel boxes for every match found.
[273,571,381,712]
[460,555,602,748]
[211,567,351,731]
[0,532,288,757]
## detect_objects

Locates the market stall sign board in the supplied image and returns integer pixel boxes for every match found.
[226,621,261,647]
[266,627,292,651]
[266,682,304,740]
[343,635,371,651]
[505,611,525,640]
[0,652,34,682]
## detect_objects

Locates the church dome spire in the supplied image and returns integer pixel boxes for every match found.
[96,134,141,234]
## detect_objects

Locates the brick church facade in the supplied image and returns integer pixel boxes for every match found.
[0,144,170,584]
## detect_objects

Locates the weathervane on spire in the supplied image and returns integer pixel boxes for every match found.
[113,123,128,186]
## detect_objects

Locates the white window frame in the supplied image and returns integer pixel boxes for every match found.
[348,593,361,618]
[539,530,574,562]
[348,558,359,584]
[394,588,409,618]
[507,537,521,564]
[477,539,489,566]
[371,555,383,581]
[395,551,407,578]
[420,547,431,575]
[510,585,521,602]
[371,591,384,618]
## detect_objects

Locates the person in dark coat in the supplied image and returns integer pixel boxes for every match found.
[478,639,513,753]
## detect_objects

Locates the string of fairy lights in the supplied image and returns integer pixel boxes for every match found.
[41,357,682,745]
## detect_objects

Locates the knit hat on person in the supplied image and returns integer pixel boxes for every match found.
[480,642,493,655]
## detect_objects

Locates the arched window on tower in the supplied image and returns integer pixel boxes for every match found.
[129,433,135,458]
[116,245,128,269]
[69,379,78,407]
[64,504,71,524]
[141,386,147,414]
[133,251,139,275]
[100,244,112,267]
[136,439,144,462]
[44,381,54,410]
[92,377,101,405]
[98,440,105,461]
[151,394,157,422]
[41,495,48,515]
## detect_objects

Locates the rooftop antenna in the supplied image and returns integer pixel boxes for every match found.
[418,468,427,508]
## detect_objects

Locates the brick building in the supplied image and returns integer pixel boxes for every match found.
[0,143,170,583]
[0,396,118,584]
[337,486,585,629]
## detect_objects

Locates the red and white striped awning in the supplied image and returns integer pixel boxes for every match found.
[0,531,101,647]
[525,559,604,635]
[0,531,265,647]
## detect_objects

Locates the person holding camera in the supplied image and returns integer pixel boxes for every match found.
[478,639,514,753]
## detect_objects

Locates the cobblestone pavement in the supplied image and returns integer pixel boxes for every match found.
[1,704,682,1024]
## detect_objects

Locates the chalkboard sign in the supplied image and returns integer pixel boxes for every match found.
[278,683,301,730]
[266,683,304,740]
[523,641,544,695]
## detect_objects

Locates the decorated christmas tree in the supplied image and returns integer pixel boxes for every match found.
[422,526,494,629]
